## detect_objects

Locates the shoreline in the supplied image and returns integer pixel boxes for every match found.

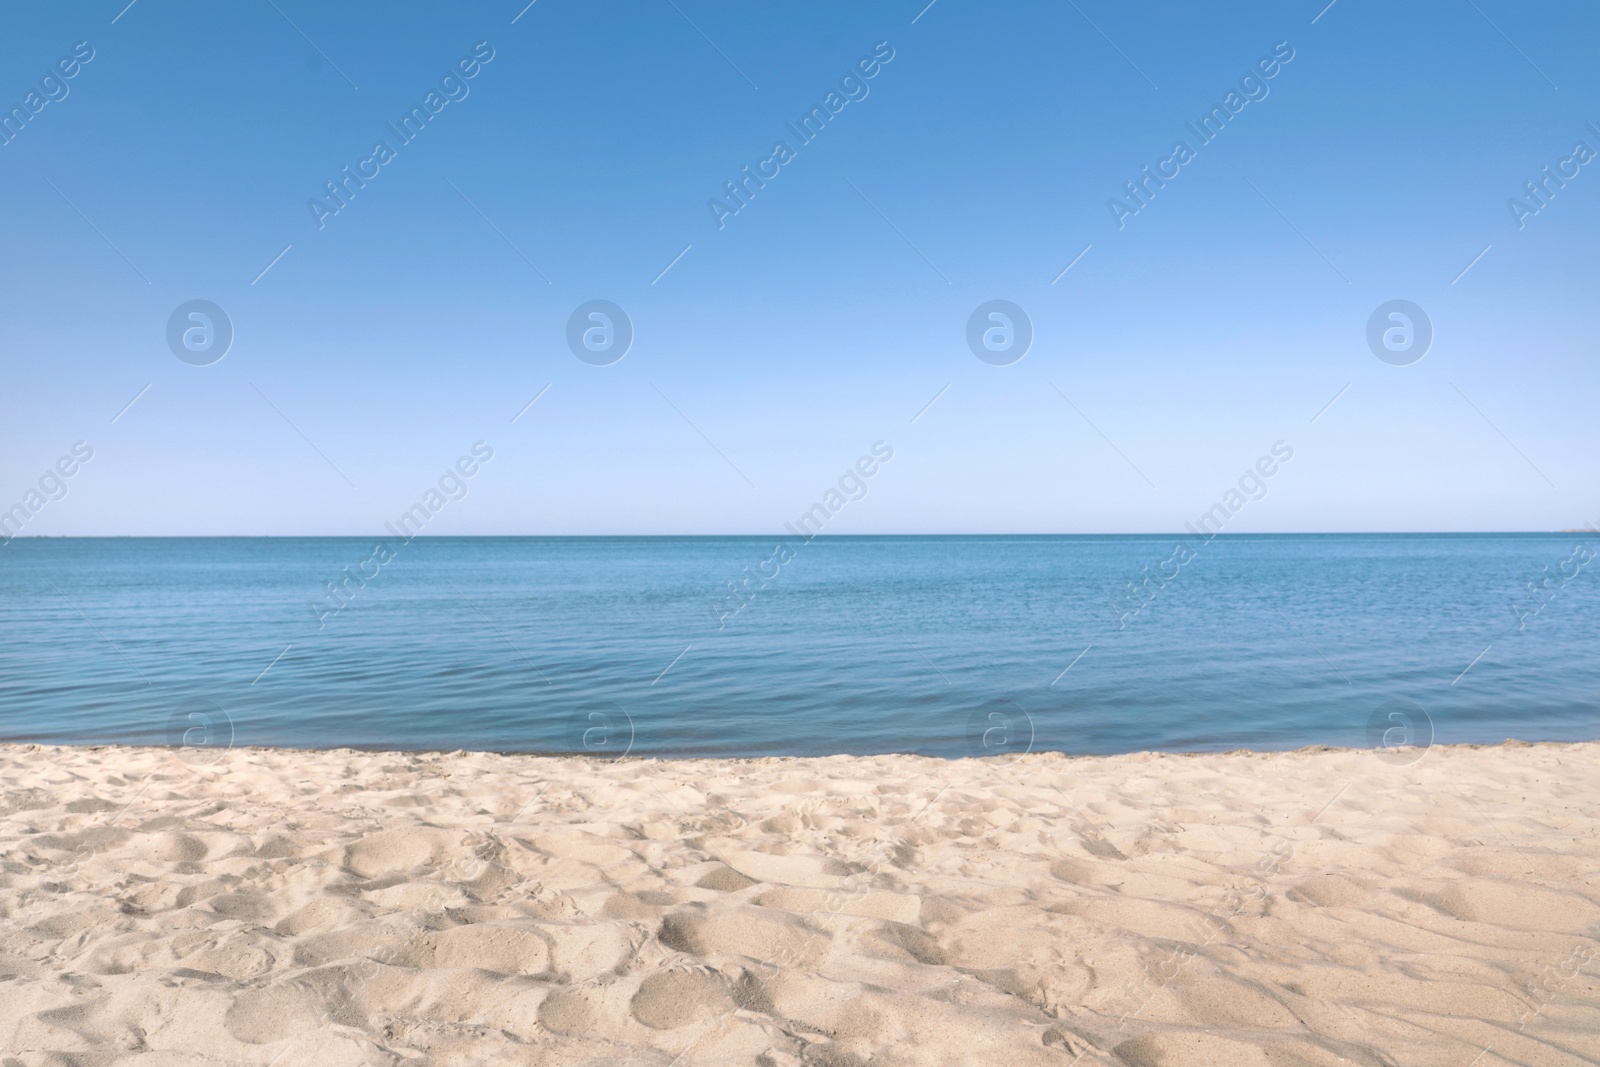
[0,735,1587,762]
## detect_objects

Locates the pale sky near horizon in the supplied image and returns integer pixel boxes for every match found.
[1,0,1596,536]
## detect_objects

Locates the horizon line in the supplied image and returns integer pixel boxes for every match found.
[4,530,1595,541]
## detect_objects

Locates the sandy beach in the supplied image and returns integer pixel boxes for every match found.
[0,741,1595,1066]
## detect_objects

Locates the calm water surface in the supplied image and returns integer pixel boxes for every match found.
[0,535,1595,757]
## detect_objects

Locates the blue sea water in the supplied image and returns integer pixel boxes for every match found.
[0,535,1595,758]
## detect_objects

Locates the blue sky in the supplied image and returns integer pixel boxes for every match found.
[1,0,1596,535]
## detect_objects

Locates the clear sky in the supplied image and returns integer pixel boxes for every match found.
[1,0,1596,536]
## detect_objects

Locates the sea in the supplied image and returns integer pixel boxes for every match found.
[1,534,1595,758]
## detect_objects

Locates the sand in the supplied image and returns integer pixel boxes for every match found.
[0,741,1596,1066]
